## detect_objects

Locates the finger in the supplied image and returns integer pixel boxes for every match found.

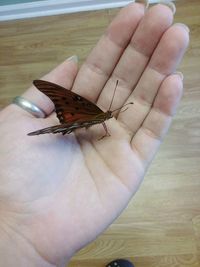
[97,3,174,111]
[131,74,183,167]
[11,56,78,116]
[72,2,145,101]
[118,23,189,133]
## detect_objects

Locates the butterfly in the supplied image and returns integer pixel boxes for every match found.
[28,80,133,138]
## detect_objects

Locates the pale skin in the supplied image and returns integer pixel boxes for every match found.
[0,2,189,267]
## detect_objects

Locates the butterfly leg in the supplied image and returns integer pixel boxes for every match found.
[99,122,111,140]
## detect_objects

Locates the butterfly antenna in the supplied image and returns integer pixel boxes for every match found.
[111,102,133,113]
[108,80,119,111]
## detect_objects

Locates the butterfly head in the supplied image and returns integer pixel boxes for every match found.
[106,110,113,120]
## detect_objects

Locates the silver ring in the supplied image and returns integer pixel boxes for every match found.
[13,96,46,118]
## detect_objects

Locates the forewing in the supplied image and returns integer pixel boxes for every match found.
[28,125,68,135]
[33,80,104,124]
[28,121,93,136]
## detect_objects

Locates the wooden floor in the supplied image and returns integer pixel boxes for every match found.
[0,0,200,266]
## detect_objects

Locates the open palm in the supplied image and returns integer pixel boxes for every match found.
[0,3,189,266]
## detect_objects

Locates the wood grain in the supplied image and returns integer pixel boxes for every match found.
[0,0,200,266]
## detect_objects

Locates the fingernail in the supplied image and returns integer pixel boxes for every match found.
[159,1,176,15]
[134,0,149,9]
[174,23,190,33]
[67,55,78,63]
[174,71,184,81]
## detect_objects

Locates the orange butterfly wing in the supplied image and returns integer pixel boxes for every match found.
[33,80,104,124]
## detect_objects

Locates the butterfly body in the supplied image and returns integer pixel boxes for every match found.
[28,80,114,137]
[28,111,113,136]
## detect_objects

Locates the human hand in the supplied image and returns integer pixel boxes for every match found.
[0,2,189,266]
